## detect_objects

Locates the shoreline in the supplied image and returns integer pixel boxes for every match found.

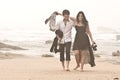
[0,52,120,65]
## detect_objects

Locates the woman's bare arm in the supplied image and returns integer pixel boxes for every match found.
[86,24,94,44]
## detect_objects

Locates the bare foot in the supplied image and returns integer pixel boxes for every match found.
[73,65,80,70]
[63,67,65,71]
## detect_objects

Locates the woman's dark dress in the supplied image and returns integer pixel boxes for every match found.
[73,26,90,50]
[73,25,96,67]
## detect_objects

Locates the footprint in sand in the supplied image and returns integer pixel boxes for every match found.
[113,77,119,80]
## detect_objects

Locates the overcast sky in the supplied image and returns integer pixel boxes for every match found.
[0,0,120,31]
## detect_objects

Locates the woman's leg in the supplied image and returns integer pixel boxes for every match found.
[80,50,87,71]
[74,50,80,70]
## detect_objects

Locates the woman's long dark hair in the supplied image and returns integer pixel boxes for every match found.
[76,11,88,26]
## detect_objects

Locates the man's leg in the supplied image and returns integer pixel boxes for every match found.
[59,44,65,70]
[65,42,71,71]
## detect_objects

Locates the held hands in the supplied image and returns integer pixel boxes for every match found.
[54,11,59,15]
[91,40,97,51]
[54,11,62,16]
[92,40,95,45]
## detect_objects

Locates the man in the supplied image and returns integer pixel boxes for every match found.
[56,9,74,71]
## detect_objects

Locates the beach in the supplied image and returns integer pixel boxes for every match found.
[1,0,120,79]
[0,36,120,80]
[0,55,120,80]
[0,21,120,80]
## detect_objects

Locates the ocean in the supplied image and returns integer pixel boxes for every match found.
[0,26,120,63]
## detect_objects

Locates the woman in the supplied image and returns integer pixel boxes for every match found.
[71,11,95,72]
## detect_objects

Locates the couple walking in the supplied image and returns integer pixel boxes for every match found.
[53,9,95,72]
